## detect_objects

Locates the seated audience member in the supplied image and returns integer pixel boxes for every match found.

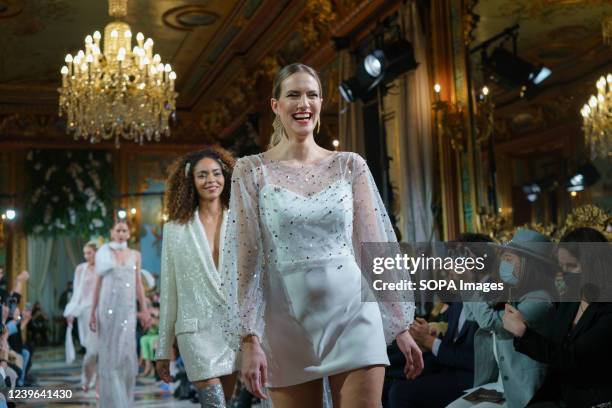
[388,302,478,408]
[386,233,490,408]
[448,229,557,408]
[140,296,160,377]
[503,227,612,408]
[28,302,49,346]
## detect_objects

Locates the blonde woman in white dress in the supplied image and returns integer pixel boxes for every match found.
[89,221,151,408]
[63,241,98,392]
[223,63,423,408]
[156,147,238,408]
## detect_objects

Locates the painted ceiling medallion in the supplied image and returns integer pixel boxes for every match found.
[0,0,23,18]
[163,5,220,31]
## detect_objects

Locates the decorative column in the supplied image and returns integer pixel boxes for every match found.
[430,0,480,239]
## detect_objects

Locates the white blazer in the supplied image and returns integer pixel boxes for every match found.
[157,210,236,381]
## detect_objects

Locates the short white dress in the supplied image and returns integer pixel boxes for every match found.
[223,152,414,387]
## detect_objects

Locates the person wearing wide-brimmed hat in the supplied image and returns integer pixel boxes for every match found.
[503,227,612,408]
[447,229,557,408]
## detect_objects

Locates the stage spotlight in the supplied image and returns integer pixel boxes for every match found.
[339,49,385,102]
[380,39,418,83]
[339,40,417,102]
[5,209,16,221]
[522,183,541,202]
[364,50,384,77]
[567,163,600,192]
[483,46,551,98]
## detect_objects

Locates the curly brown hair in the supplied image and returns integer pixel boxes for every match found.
[164,147,236,224]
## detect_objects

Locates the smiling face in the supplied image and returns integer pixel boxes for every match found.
[193,157,225,203]
[271,72,323,141]
[111,222,130,243]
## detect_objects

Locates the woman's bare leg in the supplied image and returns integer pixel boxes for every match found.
[220,372,238,400]
[329,365,385,408]
[269,378,324,408]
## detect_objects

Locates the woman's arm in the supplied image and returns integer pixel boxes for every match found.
[88,275,103,332]
[64,265,83,320]
[515,305,612,373]
[134,252,151,329]
[156,224,178,361]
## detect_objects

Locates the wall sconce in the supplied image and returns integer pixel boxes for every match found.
[432,84,466,151]
[475,86,495,145]
[0,208,17,249]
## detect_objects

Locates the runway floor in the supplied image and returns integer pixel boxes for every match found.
[11,346,197,407]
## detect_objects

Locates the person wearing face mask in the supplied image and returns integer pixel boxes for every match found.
[447,229,557,408]
[156,148,238,408]
[89,221,151,408]
[557,227,607,301]
[223,63,422,408]
[63,241,99,392]
[502,227,612,407]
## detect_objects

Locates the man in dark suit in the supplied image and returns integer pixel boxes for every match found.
[386,302,478,408]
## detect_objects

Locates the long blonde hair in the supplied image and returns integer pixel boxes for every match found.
[268,63,323,150]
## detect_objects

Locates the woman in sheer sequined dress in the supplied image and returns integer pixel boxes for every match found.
[89,221,151,408]
[223,63,424,408]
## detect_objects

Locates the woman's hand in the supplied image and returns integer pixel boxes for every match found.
[89,312,97,332]
[241,336,268,400]
[66,315,74,326]
[408,317,436,351]
[396,330,424,379]
[138,310,152,330]
[156,359,172,383]
[502,304,526,337]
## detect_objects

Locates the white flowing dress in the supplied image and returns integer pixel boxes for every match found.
[95,247,139,408]
[63,262,97,386]
[223,152,414,387]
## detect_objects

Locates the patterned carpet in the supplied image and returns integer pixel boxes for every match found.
[13,346,198,407]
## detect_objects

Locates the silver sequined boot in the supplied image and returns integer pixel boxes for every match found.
[198,383,226,408]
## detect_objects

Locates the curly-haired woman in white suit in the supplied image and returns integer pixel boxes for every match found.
[156,147,238,408]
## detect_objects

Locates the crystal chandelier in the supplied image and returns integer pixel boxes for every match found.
[58,0,177,146]
[580,74,612,160]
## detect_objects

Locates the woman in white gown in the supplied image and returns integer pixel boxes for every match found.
[223,63,424,408]
[89,221,151,408]
[63,241,98,391]
[156,147,238,407]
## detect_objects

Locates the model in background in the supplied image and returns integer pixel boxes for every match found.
[63,241,99,392]
[90,221,151,408]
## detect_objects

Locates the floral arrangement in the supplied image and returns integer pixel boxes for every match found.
[24,150,114,237]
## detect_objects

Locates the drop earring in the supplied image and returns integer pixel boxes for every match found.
[273,115,284,135]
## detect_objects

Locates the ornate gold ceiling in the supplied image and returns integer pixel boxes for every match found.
[0,0,366,146]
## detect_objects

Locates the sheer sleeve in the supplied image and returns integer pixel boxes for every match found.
[349,153,415,343]
[63,264,83,317]
[223,157,266,342]
[157,223,177,360]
